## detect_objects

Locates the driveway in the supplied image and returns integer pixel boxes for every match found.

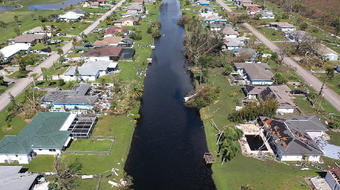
[0,0,126,111]
[216,0,340,112]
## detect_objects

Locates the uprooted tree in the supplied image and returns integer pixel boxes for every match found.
[48,158,82,190]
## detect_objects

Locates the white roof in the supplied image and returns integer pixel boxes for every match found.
[0,43,30,58]
[59,11,84,20]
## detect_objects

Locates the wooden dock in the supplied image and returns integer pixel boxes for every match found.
[203,152,215,164]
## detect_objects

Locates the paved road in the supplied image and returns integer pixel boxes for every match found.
[0,0,126,111]
[216,0,340,112]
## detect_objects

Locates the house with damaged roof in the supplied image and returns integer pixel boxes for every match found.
[41,83,97,110]
[259,115,326,162]
[243,85,296,114]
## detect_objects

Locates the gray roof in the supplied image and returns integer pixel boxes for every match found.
[42,83,97,105]
[261,85,295,109]
[0,112,71,154]
[244,85,295,109]
[262,117,323,156]
[285,115,327,133]
[0,166,38,190]
[224,37,244,47]
[234,63,273,81]
[72,8,87,15]
[64,61,113,76]
[127,3,143,11]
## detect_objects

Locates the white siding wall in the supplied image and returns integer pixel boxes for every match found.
[0,154,31,164]
[280,155,303,161]
[251,81,273,85]
[326,171,340,190]
[88,56,111,62]
[276,108,294,114]
[280,27,295,32]
[33,149,61,155]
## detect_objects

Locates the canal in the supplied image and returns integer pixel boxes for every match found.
[124,0,216,189]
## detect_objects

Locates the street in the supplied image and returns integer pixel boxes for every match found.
[0,0,126,111]
[216,0,340,112]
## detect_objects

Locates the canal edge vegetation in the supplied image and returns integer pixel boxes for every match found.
[0,1,161,189]
[177,0,337,189]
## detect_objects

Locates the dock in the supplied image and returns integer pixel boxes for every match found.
[203,152,215,164]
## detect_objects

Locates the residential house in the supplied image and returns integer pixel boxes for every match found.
[13,34,46,46]
[200,7,217,18]
[104,26,130,37]
[261,10,274,19]
[286,30,307,42]
[236,0,252,6]
[248,6,261,16]
[243,85,296,114]
[84,46,122,61]
[0,43,30,62]
[114,16,139,26]
[24,26,52,37]
[0,112,97,164]
[0,112,73,164]
[59,8,87,21]
[222,25,239,38]
[317,44,338,61]
[326,168,340,190]
[0,166,39,190]
[223,37,245,51]
[234,48,257,63]
[204,15,227,24]
[144,0,156,3]
[42,83,97,109]
[284,115,327,138]
[127,3,144,13]
[62,60,118,81]
[260,116,324,162]
[242,3,259,9]
[93,36,123,47]
[234,62,274,85]
[269,22,296,32]
[209,22,225,31]
[196,0,210,6]
[133,0,144,4]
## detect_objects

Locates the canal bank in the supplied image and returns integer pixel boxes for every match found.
[124,0,216,189]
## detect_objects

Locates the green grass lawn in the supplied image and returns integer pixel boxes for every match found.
[27,155,55,172]
[326,131,340,146]
[200,68,319,190]
[8,70,29,79]
[211,155,317,190]
[0,10,62,44]
[67,139,112,152]
[256,26,286,41]
[315,73,340,96]
[293,96,315,114]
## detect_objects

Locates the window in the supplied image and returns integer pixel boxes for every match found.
[49,149,56,152]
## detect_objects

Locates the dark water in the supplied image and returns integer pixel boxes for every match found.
[124,0,216,189]
[27,0,84,10]
[245,135,267,151]
[0,6,15,13]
